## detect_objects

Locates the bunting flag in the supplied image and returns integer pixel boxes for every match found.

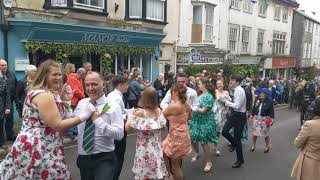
[288,7,294,16]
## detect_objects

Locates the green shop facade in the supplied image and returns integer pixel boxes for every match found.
[6,19,165,81]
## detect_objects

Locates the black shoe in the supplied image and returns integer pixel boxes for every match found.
[229,146,236,152]
[264,148,270,153]
[250,147,255,152]
[232,161,244,168]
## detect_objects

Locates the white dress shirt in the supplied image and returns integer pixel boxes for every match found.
[74,95,124,155]
[160,86,198,110]
[225,85,247,113]
[106,89,127,121]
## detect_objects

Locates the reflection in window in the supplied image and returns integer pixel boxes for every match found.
[117,55,129,74]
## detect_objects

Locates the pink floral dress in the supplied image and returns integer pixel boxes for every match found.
[0,90,71,180]
[128,109,167,180]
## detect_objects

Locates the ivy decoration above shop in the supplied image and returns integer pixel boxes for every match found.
[24,42,156,74]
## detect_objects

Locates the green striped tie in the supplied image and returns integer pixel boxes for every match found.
[82,100,96,153]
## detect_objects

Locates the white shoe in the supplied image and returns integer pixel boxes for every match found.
[204,162,212,172]
[191,153,200,163]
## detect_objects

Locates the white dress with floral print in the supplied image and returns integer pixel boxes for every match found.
[128,109,167,180]
[0,90,71,180]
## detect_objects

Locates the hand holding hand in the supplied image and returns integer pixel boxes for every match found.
[91,111,101,121]
[61,84,73,101]
[5,109,10,115]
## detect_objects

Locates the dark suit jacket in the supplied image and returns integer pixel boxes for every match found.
[252,98,274,118]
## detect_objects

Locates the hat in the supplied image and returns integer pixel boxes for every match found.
[269,80,275,84]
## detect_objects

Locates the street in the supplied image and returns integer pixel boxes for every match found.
[64,106,302,180]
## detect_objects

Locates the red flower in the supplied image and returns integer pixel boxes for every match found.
[52,163,58,169]
[23,142,32,152]
[41,145,46,151]
[28,117,39,122]
[53,148,58,156]
[41,170,49,180]
[32,151,41,160]
[34,137,39,145]
[45,127,53,135]
[20,135,28,143]
[62,158,66,165]
[12,147,18,159]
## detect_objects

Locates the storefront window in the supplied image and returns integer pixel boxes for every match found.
[117,55,129,74]
[142,55,151,81]
[130,55,141,70]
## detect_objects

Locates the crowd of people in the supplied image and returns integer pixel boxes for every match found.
[0,57,319,180]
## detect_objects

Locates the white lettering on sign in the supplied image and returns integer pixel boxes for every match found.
[81,33,129,44]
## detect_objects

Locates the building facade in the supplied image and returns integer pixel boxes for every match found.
[0,0,168,81]
[175,0,299,80]
[291,10,320,70]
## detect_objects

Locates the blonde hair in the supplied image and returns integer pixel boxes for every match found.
[138,87,158,109]
[25,65,37,75]
[29,60,61,90]
[64,63,75,77]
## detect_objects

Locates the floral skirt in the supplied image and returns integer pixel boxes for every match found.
[251,116,270,137]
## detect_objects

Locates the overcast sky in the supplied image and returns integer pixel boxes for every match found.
[297,0,320,12]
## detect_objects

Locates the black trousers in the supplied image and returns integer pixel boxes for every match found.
[0,117,5,146]
[77,151,117,180]
[222,111,246,162]
[113,129,127,180]
[5,104,15,140]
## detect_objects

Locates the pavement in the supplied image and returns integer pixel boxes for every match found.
[1,104,302,180]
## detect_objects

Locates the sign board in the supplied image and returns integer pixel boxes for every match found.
[272,57,295,68]
[15,59,29,71]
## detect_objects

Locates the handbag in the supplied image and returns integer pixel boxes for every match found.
[264,117,274,126]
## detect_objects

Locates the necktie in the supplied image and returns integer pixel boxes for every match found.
[82,100,97,153]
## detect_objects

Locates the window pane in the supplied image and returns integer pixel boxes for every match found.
[147,0,164,21]
[129,0,142,18]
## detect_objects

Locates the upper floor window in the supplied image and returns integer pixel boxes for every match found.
[257,30,264,54]
[258,0,267,17]
[51,0,67,7]
[282,8,288,22]
[126,0,167,22]
[204,5,214,43]
[241,27,251,53]
[272,32,286,55]
[129,0,142,18]
[243,0,253,13]
[305,20,309,32]
[274,6,281,21]
[146,0,165,21]
[231,0,240,10]
[308,21,314,33]
[74,0,104,11]
[228,25,239,52]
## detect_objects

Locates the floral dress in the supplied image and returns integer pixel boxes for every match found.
[214,90,230,133]
[0,90,71,180]
[189,93,219,144]
[128,109,167,180]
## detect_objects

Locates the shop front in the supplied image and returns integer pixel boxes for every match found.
[7,19,165,81]
[263,57,296,80]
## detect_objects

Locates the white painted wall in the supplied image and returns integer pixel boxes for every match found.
[312,22,320,68]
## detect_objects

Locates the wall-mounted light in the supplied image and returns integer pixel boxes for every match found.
[115,3,119,13]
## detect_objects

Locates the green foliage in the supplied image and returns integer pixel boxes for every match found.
[301,65,317,81]
[24,42,155,64]
[101,53,112,77]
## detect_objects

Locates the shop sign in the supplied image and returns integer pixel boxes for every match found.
[272,57,295,68]
[81,33,130,44]
[192,56,224,64]
[15,59,29,71]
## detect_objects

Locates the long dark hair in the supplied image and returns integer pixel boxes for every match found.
[200,77,215,96]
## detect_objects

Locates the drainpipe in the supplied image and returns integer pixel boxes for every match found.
[174,0,181,74]
[0,0,10,61]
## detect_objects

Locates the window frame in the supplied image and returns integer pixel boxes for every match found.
[241,27,251,53]
[73,0,105,11]
[257,30,264,54]
[258,0,267,17]
[228,25,239,52]
[230,0,240,10]
[128,0,142,18]
[274,6,281,21]
[282,7,288,22]
[272,32,286,55]
[243,0,253,13]
[45,0,107,13]
[204,4,214,43]
[146,0,165,22]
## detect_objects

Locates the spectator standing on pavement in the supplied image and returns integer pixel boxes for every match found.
[106,75,129,180]
[268,80,276,103]
[104,73,114,96]
[250,89,274,153]
[0,59,17,142]
[125,87,167,180]
[0,70,11,150]
[63,63,75,83]
[154,73,165,102]
[74,71,123,180]
[83,62,92,73]
[162,84,192,180]
[189,77,218,172]
[16,65,37,118]
[222,75,247,168]
[187,76,197,90]
[66,68,86,139]
[291,98,320,180]
[127,73,144,108]
[0,59,92,179]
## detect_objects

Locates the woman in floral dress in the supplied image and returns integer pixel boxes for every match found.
[162,84,192,180]
[189,77,219,172]
[213,80,231,155]
[0,60,93,179]
[125,87,167,180]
